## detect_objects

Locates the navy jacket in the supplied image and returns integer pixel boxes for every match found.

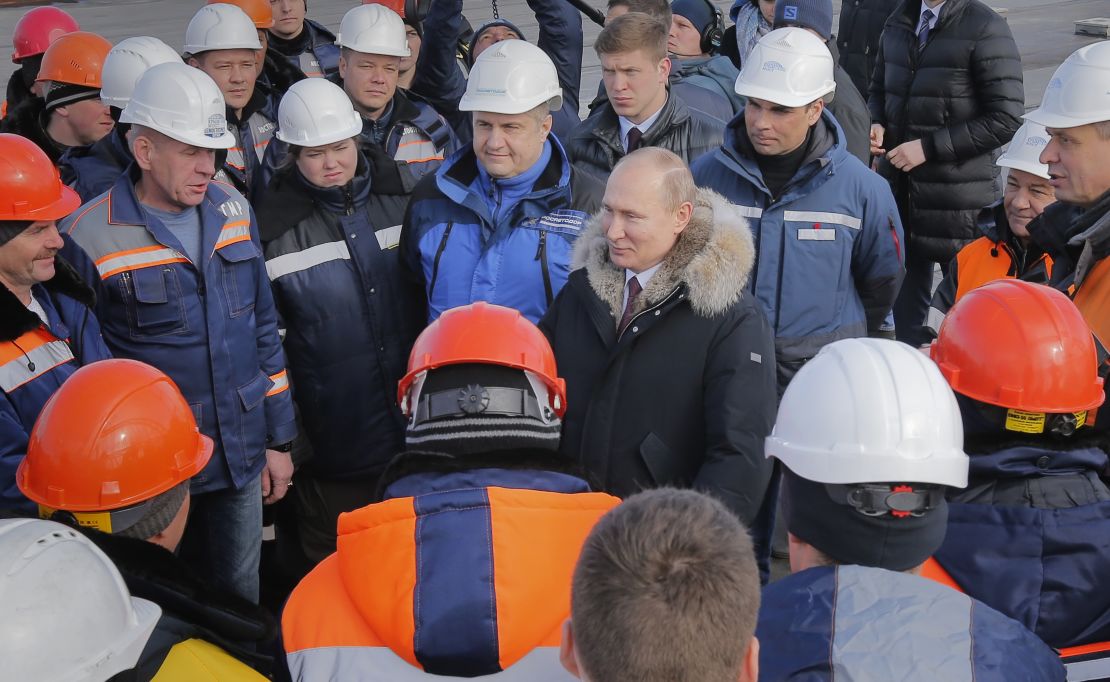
[0,252,112,511]
[58,125,133,203]
[692,110,904,390]
[269,19,341,80]
[257,156,422,479]
[400,136,604,324]
[62,169,297,493]
[758,565,1065,681]
[936,439,1110,649]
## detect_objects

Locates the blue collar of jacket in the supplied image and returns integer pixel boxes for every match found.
[435,134,573,224]
[473,139,553,221]
[968,442,1110,478]
[292,152,373,215]
[716,108,844,202]
[382,467,593,501]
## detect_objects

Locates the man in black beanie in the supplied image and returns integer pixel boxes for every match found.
[754,337,1065,680]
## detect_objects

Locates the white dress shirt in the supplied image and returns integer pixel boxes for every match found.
[919,0,945,29]
[618,99,667,153]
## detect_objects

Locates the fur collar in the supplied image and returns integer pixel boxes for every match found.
[0,255,95,341]
[572,188,755,319]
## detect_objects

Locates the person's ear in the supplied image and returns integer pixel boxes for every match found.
[659,55,672,81]
[737,636,759,682]
[540,113,553,141]
[186,55,201,69]
[559,618,585,679]
[674,200,694,234]
[807,99,825,126]
[132,135,155,171]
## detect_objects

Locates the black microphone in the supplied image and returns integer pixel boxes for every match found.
[27,360,35,372]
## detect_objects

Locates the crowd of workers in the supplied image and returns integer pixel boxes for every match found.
[0,0,1108,679]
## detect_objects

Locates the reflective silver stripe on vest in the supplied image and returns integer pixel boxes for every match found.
[226,112,275,172]
[833,566,974,682]
[394,125,444,163]
[783,210,863,230]
[735,205,763,219]
[215,220,252,249]
[95,246,190,278]
[298,53,323,78]
[376,225,402,250]
[286,646,571,681]
[0,340,74,392]
[266,240,351,281]
[1066,654,1110,681]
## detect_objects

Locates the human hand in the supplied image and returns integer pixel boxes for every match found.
[261,448,294,505]
[886,139,926,173]
[870,124,886,156]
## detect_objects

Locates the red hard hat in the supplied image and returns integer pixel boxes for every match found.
[931,279,1105,413]
[398,302,567,416]
[18,359,213,512]
[10,7,79,63]
[0,134,80,222]
[209,0,276,29]
[35,32,112,87]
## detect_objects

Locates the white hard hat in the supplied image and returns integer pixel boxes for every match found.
[766,338,969,488]
[122,61,236,149]
[734,27,836,107]
[460,39,563,115]
[335,4,410,57]
[0,518,161,682]
[997,121,1051,180]
[101,37,183,110]
[1024,41,1110,130]
[277,78,363,147]
[184,2,263,55]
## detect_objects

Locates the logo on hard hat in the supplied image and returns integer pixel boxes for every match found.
[783,6,798,19]
[204,114,226,138]
[1047,78,1062,90]
[1027,136,1048,146]
[763,61,786,73]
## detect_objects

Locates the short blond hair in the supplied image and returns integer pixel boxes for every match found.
[595,12,669,63]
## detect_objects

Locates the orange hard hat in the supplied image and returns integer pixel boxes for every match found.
[398,302,567,417]
[208,0,276,29]
[0,134,80,222]
[11,7,79,63]
[363,0,407,18]
[931,279,1105,413]
[35,31,112,87]
[18,359,213,512]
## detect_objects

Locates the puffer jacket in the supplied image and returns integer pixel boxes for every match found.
[0,252,111,512]
[257,155,422,480]
[836,0,901,97]
[869,0,1024,263]
[826,40,871,165]
[692,109,904,390]
[0,95,68,163]
[758,565,1066,681]
[539,189,777,529]
[399,135,604,324]
[565,92,725,180]
[671,55,743,116]
[3,67,34,121]
[281,466,620,681]
[935,434,1110,649]
[268,19,340,80]
[58,124,133,203]
[61,168,297,494]
[925,202,1052,338]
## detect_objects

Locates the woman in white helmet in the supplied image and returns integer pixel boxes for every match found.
[924,120,1056,340]
[254,77,423,570]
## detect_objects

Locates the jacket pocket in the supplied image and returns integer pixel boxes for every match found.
[238,371,271,413]
[638,432,686,485]
[217,240,261,317]
[120,267,189,337]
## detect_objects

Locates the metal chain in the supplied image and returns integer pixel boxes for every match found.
[491,0,500,19]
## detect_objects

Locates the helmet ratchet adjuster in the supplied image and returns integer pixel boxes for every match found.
[828,483,944,519]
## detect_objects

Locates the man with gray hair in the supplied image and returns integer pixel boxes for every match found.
[540,147,777,572]
[560,488,761,682]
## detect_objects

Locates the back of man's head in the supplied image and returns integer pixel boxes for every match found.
[595,11,669,62]
[605,0,671,25]
[566,488,760,682]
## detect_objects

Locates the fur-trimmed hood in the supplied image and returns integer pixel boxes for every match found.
[572,188,755,320]
[0,254,95,341]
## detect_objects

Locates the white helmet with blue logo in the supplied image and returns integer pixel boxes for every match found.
[121,61,236,149]
[997,121,1051,180]
[1024,41,1110,130]
[734,27,835,108]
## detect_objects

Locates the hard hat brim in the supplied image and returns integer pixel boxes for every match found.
[0,183,82,222]
[458,92,563,115]
[1023,108,1110,130]
[735,80,833,109]
[765,439,971,489]
[997,157,1050,180]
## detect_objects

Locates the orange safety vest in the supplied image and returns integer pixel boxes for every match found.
[953,237,1054,303]
[1072,256,1110,352]
[921,558,1110,678]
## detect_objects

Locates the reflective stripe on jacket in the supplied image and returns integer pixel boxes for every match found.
[61,169,296,493]
[282,468,619,681]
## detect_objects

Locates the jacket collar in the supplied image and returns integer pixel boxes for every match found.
[1030,189,1110,285]
[719,108,841,198]
[591,89,691,149]
[572,188,756,320]
[0,254,94,342]
[897,0,968,26]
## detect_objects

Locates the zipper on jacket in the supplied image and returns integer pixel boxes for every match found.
[428,221,454,298]
[344,186,355,216]
[535,230,554,307]
[617,286,683,341]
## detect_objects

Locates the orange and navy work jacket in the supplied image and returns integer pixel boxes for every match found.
[282,468,620,681]
[0,257,111,511]
[59,170,296,493]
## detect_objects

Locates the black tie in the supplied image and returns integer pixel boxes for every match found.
[626,127,643,153]
[917,9,934,50]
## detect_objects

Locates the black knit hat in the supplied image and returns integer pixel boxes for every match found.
[42,80,100,111]
[116,481,189,541]
[782,469,949,572]
[405,364,561,456]
[773,0,834,40]
[0,221,32,248]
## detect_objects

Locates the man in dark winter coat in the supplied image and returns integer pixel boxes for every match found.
[835,0,900,98]
[773,0,871,164]
[540,148,778,573]
[565,13,725,180]
[868,0,1023,346]
[268,0,341,79]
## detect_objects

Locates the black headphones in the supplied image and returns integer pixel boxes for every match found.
[699,0,725,55]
